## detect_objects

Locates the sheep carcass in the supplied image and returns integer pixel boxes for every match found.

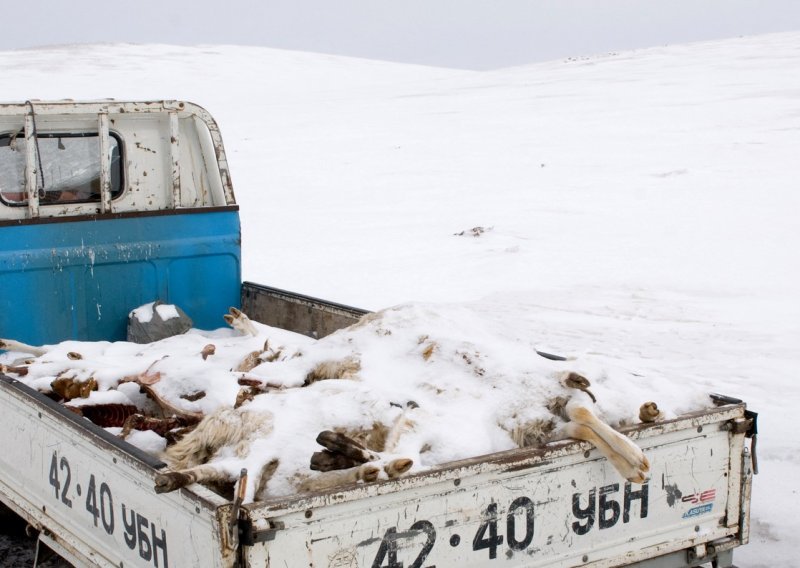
[150,305,653,501]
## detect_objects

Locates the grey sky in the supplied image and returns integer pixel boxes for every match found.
[3,0,800,69]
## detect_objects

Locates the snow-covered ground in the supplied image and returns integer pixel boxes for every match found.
[2,32,799,565]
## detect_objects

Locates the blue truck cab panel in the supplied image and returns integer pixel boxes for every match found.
[0,101,241,345]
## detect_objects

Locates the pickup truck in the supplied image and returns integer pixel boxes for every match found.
[0,100,756,568]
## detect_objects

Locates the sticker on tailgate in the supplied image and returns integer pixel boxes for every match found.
[681,488,716,519]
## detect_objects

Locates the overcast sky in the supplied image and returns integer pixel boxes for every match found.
[3,0,800,69]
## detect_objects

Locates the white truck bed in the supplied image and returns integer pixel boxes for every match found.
[0,372,753,568]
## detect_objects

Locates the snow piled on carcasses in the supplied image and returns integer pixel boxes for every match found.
[6,302,711,500]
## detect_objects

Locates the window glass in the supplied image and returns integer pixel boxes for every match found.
[0,132,123,206]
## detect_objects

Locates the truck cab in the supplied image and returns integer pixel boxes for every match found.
[0,100,241,345]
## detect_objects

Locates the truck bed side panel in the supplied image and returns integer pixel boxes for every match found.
[241,281,369,339]
[243,406,747,568]
[0,375,232,568]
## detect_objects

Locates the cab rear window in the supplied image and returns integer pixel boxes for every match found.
[0,131,124,206]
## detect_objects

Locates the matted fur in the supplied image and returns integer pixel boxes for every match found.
[154,399,420,497]
[154,385,650,497]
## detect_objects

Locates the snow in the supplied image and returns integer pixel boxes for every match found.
[2,32,799,565]
[130,302,182,324]
[155,303,180,321]
[4,303,692,501]
[131,302,156,323]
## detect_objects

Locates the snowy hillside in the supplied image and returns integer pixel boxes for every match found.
[2,32,800,566]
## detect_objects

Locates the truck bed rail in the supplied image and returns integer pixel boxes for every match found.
[241,281,369,339]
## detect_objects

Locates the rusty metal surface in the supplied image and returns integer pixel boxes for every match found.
[241,281,369,339]
[1,100,237,221]
[739,446,753,545]
[23,110,39,217]
[169,110,181,207]
[97,112,112,214]
[0,204,239,227]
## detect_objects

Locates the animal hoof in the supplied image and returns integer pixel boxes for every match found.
[627,471,649,484]
[561,372,597,403]
[359,464,381,483]
[385,458,413,478]
[224,307,258,336]
[153,472,190,493]
[201,344,216,360]
[639,402,663,423]
[626,455,650,484]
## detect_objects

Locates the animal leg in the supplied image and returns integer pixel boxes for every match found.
[132,383,203,423]
[565,423,648,484]
[234,350,263,373]
[384,401,418,453]
[316,430,377,463]
[254,459,280,500]
[358,463,382,483]
[0,363,29,376]
[303,357,361,385]
[384,458,413,479]
[224,307,258,337]
[566,402,649,483]
[154,464,230,493]
[310,450,364,472]
[0,339,47,356]
[297,463,381,493]
[119,414,146,440]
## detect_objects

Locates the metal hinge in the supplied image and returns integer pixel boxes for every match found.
[239,519,284,546]
[744,409,759,475]
[710,394,758,475]
[725,418,752,435]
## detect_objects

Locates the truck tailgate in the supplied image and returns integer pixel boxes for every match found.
[243,404,751,567]
[0,375,234,568]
